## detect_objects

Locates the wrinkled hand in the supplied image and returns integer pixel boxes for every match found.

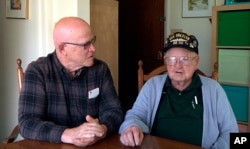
[120,126,144,147]
[61,115,107,147]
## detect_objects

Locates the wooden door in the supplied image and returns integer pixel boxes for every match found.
[90,0,119,92]
[119,0,165,112]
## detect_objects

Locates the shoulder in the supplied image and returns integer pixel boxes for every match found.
[26,53,54,72]
[143,74,167,90]
[149,74,167,82]
[84,59,113,79]
[93,58,109,68]
[199,75,220,86]
[199,75,226,95]
[89,58,111,72]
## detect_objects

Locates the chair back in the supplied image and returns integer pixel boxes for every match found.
[138,60,167,91]
[138,60,209,92]
[17,58,24,92]
[3,58,23,144]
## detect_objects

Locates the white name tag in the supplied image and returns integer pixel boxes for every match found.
[88,88,99,99]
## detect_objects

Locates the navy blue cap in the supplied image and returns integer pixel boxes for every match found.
[163,32,199,54]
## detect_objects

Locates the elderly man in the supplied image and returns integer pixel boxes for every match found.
[18,17,123,147]
[119,32,238,149]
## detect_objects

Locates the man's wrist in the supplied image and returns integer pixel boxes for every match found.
[100,124,108,138]
[61,128,73,144]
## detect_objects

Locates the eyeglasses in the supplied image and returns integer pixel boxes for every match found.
[63,36,96,50]
[164,56,198,66]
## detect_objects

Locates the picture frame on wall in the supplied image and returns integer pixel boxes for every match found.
[182,0,214,18]
[5,0,29,19]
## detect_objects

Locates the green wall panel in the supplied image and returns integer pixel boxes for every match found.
[218,10,250,46]
[218,49,250,84]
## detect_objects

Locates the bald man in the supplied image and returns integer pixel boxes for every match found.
[18,17,123,147]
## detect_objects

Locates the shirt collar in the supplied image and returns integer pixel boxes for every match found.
[166,72,202,91]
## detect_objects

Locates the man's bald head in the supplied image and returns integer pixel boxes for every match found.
[53,17,92,49]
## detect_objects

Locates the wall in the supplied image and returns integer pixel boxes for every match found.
[166,0,212,75]
[0,0,48,141]
[0,0,90,141]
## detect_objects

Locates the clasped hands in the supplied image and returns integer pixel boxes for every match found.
[61,115,107,147]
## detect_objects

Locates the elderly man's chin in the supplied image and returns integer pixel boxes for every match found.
[169,74,188,82]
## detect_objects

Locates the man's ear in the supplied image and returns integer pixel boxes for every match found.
[59,44,67,56]
[195,55,201,69]
[197,55,201,64]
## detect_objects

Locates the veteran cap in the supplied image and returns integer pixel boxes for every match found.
[163,32,199,54]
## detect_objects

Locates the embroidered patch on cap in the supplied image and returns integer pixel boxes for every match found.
[163,32,199,54]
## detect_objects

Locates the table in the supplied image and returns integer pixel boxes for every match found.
[0,134,201,149]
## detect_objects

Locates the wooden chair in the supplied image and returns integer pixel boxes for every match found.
[138,60,218,92]
[3,58,23,144]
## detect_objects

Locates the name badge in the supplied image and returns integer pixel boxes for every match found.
[88,88,99,99]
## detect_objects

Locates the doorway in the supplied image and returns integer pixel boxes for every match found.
[119,0,165,112]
